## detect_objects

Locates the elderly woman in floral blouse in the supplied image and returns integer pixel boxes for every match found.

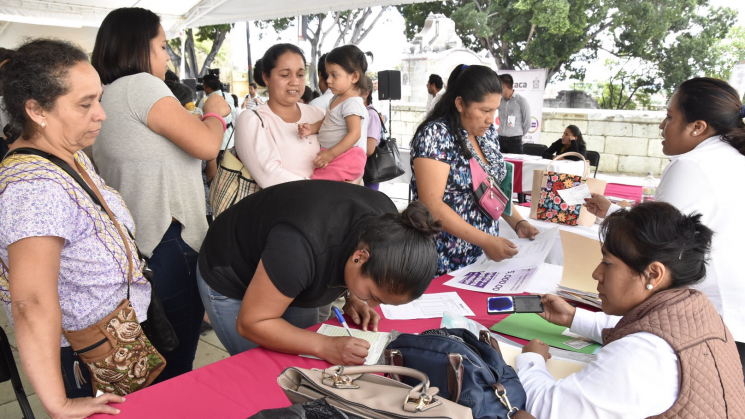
[410,64,538,276]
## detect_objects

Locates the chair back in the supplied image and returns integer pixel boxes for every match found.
[0,327,12,382]
[585,150,600,177]
[523,143,548,157]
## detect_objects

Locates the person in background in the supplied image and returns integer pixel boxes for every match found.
[496,73,531,154]
[411,64,539,276]
[91,7,229,382]
[300,86,314,104]
[425,73,445,115]
[309,53,333,110]
[542,124,586,160]
[242,82,265,110]
[200,74,235,150]
[584,77,745,376]
[312,89,321,100]
[298,45,368,183]
[519,202,744,418]
[372,77,388,140]
[236,43,324,188]
[360,75,382,190]
[196,181,442,357]
[0,38,147,417]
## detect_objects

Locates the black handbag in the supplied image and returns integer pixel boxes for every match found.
[8,148,179,353]
[386,328,528,419]
[363,110,406,185]
[363,138,406,184]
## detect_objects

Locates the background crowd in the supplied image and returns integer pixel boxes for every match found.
[0,5,743,419]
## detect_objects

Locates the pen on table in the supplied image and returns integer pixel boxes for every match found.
[333,306,354,337]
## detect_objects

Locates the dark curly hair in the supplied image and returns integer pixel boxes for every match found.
[0,39,89,143]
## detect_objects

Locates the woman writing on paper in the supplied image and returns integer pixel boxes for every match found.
[410,64,539,276]
[197,181,441,362]
[584,78,745,374]
[518,202,744,418]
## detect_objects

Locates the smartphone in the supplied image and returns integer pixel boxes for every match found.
[487,296,544,314]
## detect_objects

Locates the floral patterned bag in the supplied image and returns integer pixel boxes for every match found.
[529,152,605,227]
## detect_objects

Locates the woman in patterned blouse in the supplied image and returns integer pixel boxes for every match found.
[411,65,539,276]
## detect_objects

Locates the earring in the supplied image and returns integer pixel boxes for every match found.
[646,284,654,290]
[41,122,46,129]
[693,131,697,135]
[354,259,359,263]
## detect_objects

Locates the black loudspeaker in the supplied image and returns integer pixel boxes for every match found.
[378,70,401,100]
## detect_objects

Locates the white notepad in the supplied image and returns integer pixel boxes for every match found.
[301,324,391,365]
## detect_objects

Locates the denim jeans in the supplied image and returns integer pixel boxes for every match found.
[147,222,205,383]
[60,346,93,398]
[196,263,319,356]
[498,135,524,154]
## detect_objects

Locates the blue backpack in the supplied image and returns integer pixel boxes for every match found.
[386,328,528,419]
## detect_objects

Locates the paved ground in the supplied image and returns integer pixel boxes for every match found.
[0,171,645,418]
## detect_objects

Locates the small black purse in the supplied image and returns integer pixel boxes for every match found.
[363,110,406,185]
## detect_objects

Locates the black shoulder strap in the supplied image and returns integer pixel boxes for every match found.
[6,148,104,209]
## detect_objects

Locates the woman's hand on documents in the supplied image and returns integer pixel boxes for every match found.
[583,193,611,218]
[344,294,381,332]
[322,336,370,365]
[522,339,551,362]
[481,236,519,261]
[537,294,576,328]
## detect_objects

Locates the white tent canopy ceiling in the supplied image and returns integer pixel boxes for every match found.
[0,0,421,50]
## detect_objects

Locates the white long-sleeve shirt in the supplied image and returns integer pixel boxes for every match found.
[515,309,678,419]
[605,136,745,342]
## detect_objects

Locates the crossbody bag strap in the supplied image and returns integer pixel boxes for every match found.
[4,148,134,298]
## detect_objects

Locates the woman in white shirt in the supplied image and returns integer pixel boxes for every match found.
[518,202,744,418]
[585,77,745,373]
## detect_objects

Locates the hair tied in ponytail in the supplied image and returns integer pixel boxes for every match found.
[461,64,468,71]
[401,201,442,239]
[740,105,745,119]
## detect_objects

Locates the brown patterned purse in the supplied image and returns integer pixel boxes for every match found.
[2,149,166,396]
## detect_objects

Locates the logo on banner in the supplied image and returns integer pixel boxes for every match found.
[529,117,540,133]
[533,78,541,90]
[515,82,528,89]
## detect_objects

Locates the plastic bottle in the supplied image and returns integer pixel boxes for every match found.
[641,172,657,203]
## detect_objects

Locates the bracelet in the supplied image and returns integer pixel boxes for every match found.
[515,219,528,230]
[201,113,227,133]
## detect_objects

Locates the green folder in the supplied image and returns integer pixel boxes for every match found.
[490,313,601,354]
[501,162,514,217]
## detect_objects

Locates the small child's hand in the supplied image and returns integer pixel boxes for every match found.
[313,149,336,169]
[298,123,311,139]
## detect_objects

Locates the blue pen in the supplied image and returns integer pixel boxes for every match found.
[333,306,354,337]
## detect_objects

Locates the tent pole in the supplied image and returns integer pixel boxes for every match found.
[246,22,253,84]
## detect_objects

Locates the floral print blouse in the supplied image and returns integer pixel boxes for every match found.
[410,119,506,276]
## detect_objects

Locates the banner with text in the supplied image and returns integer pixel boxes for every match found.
[495,69,546,144]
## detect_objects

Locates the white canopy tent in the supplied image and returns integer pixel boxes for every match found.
[0,0,420,50]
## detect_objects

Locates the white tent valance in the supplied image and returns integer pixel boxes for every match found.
[0,0,421,50]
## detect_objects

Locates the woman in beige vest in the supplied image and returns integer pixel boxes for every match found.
[516,202,744,418]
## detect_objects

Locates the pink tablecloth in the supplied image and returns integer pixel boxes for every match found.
[604,183,642,203]
[89,275,522,419]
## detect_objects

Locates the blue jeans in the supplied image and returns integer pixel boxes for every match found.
[147,222,204,383]
[196,263,319,356]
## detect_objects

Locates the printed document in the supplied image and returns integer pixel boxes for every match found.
[380,292,475,320]
[556,184,592,206]
[302,325,391,365]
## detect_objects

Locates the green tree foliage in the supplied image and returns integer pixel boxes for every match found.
[167,24,232,78]
[703,26,745,81]
[398,0,737,89]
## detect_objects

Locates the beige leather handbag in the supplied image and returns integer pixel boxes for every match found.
[278,365,473,418]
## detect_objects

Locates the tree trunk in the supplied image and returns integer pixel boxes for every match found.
[246,22,254,84]
[165,43,182,77]
[184,29,198,79]
[199,27,228,77]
